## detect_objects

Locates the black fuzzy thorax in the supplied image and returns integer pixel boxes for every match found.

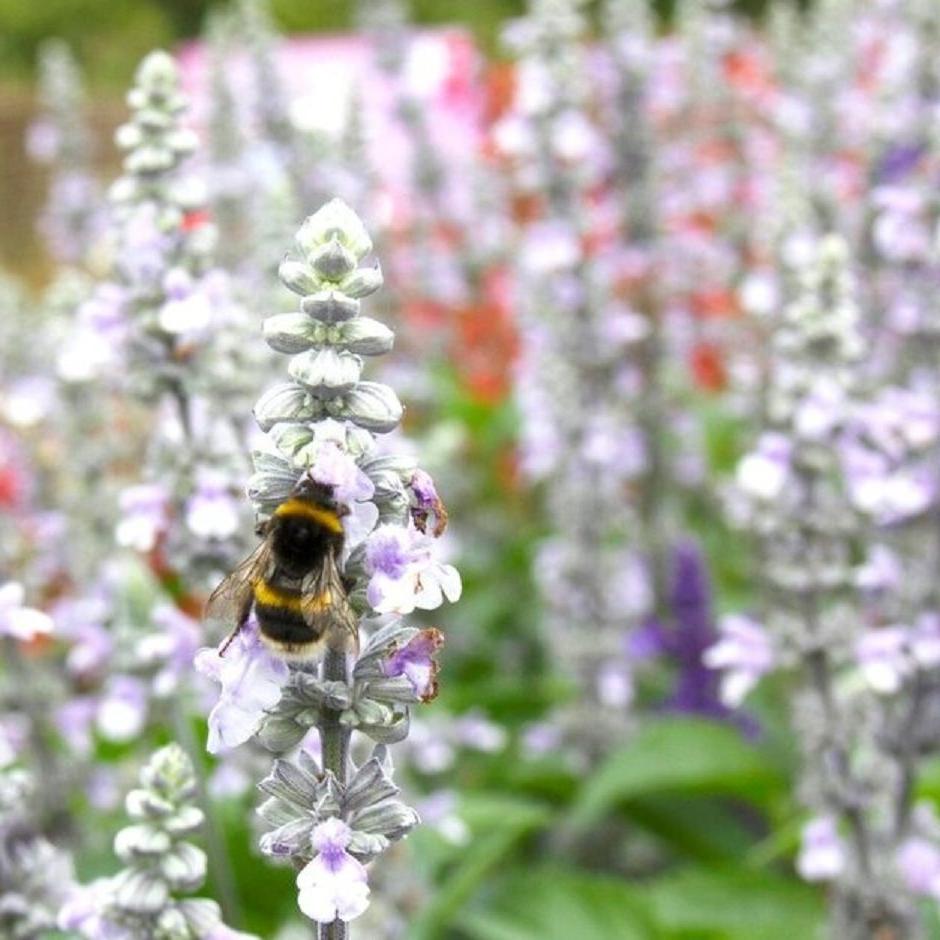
[270,513,342,579]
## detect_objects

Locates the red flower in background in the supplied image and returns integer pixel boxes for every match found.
[482,62,516,128]
[450,268,518,404]
[690,342,728,393]
[722,49,774,98]
[0,430,29,510]
[181,208,211,232]
[0,465,22,509]
[691,288,741,321]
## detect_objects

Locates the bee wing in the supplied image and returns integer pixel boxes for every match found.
[300,554,359,653]
[205,539,273,630]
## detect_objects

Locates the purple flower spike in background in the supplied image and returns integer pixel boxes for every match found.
[659,542,736,721]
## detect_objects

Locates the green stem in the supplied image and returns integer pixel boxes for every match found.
[319,647,351,940]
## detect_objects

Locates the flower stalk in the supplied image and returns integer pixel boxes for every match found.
[711,234,937,936]
[199,198,458,935]
[59,744,255,939]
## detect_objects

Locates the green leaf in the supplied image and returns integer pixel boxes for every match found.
[457,866,655,940]
[646,867,825,938]
[624,794,760,863]
[409,795,555,940]
[566,717,784,834]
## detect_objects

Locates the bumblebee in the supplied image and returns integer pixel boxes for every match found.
[206,480,357,659]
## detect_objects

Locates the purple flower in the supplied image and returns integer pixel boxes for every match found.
[195,619,289,754]
[25,118,59,162]
[520,721,563,757]
[96,676,148,743]
[363,525,461,615]
[209,762,252,800]
[143,604,201,695]
[296,818,370,924]
[519,220,581,275]
[56,697,97,756]
[841,437,933,524]
[383,628,444,702]
[897,838,940,897]
[58,283,129,382]
[185,470,241,541]
[159,268,215,336]
[409,469,448,537]
[911,614,940,669]
[118,203,170,285]
[87,767,121,811]
[551,108,601,162]
[1,376,55,428]
[861,387,940,457]
[736,432,792,501]
[796,817,846,882]
[115,484,169,552]
[855,618,940,695]
[876,143,924,183]
[0,714,28,767]
[416,791,469,845]
[58,880,126,939]
[703,614,774,707]
[0,581,53,641]
[856,544,902,593]
[661,543,731,720]
[793,378,846,441]
[856,627,910,694]
[80,283,128,338]
[310,441,375,506]
[453,710,508,752]
[408,718,456,774]
[596,660,634,708]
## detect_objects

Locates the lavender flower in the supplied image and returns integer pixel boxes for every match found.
[27,40,103,266]
[796,817,846,883]
[363,526,460,615]
[710,234,936,935]
[507,0,655,756]
[195,619,289,754]
[296,819,371,924]
[200,199,456,937]
[703,614,774,709]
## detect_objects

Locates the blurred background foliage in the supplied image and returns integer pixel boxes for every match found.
[0,0,808,87]
[0,0,807,284]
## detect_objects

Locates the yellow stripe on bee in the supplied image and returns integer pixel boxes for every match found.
[306,591,332,613]
[253,581,304,613]
[274,498,343,534]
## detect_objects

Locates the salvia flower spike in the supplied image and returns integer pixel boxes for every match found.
[199,199,457,938]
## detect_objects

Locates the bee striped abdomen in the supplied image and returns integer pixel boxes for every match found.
[207,482,355,662]
[253,580,327,655]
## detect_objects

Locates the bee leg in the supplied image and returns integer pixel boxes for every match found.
[218,621,244,657]
[219,591,255,657]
